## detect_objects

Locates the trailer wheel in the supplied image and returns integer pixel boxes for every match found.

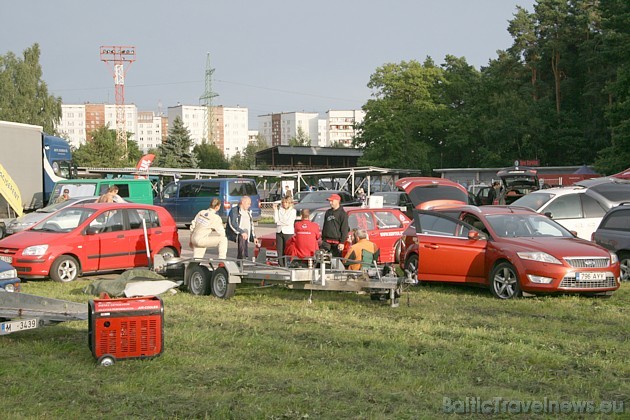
[50,255,79,282]
[97,354,115,367]
[211,267,235,299]
[187,264,211,296]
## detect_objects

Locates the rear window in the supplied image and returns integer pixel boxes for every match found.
[407,186,468,205]
[228,181,257,196]
[601,209,630,230]
[99,183,130,199]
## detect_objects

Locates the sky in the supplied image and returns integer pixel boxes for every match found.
[2,0,535,127]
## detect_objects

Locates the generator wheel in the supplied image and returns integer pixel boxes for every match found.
[211,267,235,299]
[187,264,211,296]
[97,354,115,367]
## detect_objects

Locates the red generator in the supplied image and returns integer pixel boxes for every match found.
[88,296,164,366]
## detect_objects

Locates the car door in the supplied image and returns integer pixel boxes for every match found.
[414,211,487,283]
[541,193,587,238]
[126,208,156,267]
[82,209,130,271]
[373,210,408,262]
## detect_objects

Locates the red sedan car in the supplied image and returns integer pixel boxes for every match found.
[256,207,411,264]
[400,205,620,299]
[0,203,181,282]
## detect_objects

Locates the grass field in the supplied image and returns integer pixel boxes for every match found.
[1,278,628,418]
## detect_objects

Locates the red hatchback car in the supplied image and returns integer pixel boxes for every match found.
[256,207,412,264]
[400,205,620,299]
[0,203,181,282]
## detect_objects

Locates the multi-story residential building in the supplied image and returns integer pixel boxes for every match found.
[167,104,249,159]
[57,104,87,147]
[137,111,167,152]
[325,109,365,147]
[58,104,140,149]
[257,112,319,146]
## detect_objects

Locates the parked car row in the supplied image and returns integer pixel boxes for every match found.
[1,176,626,302]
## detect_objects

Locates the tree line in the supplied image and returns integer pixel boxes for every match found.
[354,0,630,175]
[2,1,629,174]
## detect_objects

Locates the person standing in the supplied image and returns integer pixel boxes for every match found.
[284,185,293,200]
[190,198,228,259]
[320,193,350,258]
[487,181,501,205]
[97,185,121,203]
[273,197,296,266]
[227,196,258,260]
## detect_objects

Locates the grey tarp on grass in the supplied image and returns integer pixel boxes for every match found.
[83,269,181,297]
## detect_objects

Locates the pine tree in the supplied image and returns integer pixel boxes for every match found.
[156,116,198,168]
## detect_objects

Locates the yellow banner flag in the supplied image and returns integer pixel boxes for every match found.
[0,164,23,217]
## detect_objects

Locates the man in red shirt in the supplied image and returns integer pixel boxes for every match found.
[285,209,321,259]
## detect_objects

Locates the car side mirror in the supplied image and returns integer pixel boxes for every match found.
[468,230,480,240]
[544,212,553,219]
[86,227,100,235]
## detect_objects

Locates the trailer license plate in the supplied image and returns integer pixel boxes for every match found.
[0,255,11,263]
[1,318,38,334]
[576,272,606,281]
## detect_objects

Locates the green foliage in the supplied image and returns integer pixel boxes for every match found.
[72,126,142,167]
[194,141,229,169]
[229,135,269,169]
[357,1,628,171]
[0,43,61,134]
[288,126,311,146]
[155,116,198,169]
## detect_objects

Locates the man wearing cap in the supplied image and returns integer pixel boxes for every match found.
[320,193,350,258]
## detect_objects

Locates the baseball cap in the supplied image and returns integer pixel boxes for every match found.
[327,193,341,201]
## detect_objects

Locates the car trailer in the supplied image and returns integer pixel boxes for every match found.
[0,292,87,335]
[154,251,414,307]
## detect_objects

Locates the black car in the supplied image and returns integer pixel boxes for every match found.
[592,203,630,281]
[371,191,414,218]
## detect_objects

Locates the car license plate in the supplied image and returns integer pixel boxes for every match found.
[1,318,38,334]
[0,255,11,263]
[576,272,606,281]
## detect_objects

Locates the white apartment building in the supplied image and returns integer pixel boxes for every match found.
[257,112,319,146]
[137,112,166,153]
[168,104,249,158]
[104,104,138,144]
[325,109,365,147]
[57,105,87,148]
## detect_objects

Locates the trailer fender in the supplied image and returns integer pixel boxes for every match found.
[218,260,242,284]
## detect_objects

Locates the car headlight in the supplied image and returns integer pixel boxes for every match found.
[517,251,562,264]
[610,252,619,264]
[23,245,48,256]
[0,269,17,279]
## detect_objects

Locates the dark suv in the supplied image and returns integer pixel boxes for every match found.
[592,204,630,281]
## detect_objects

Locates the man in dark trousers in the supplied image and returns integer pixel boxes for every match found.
[227,196,258,259]
[320,193,350,258]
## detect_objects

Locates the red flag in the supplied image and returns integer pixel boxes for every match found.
[135,154,155,179]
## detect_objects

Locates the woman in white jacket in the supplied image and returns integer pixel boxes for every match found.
[273,196,296,266]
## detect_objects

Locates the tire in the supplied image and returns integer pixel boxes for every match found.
[187,264,211,296]
[617,252,630,282]
[50,255,80,282]
[157,246,178,260]
[404,253,418,283]
[97,354,115,367]
[489,262,521,299]
[393,240,402,264]
[211,267,236,299]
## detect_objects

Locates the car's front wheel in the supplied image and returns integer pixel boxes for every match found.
[618,252,630,282]
[489,262,521,299]
[50,255,79,282]
[404,253,418,283]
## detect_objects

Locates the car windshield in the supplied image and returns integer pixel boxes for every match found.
[294,191,310,202]
[374,193,400,205]
[300,191,338,203]
[31,207,96,233]
[485,214,574,238]
[511,193,554,211]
